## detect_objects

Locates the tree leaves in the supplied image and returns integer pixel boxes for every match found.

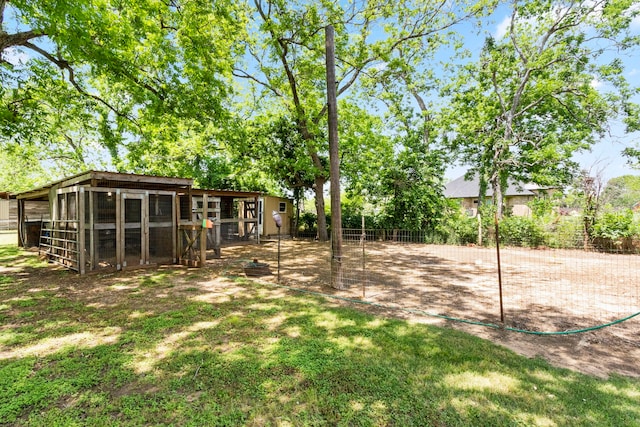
[1,0,244,190]
[442,0,639,217]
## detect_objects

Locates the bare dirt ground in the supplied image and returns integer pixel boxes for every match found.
[219,239,640,379]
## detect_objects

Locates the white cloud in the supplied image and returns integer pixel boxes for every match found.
[494,15,511,39]
[373,62,387,72]
[628,1,640,26]
[2,47,30,65]
[590,77,602,89]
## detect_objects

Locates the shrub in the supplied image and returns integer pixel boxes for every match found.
[447,215,479,245]
[545,216,583,249]
[298,212,317,232]
[528,197,555,218]
[431,202,481,245]
[591,210,639,253]
[592,210,637,240]
[499,216,546,247]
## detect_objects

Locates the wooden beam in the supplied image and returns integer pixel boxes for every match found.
[90,171,192,187]
[176,195,182,264]
[143,191,150,265]
[116,189,122,270]
[17,199,25,247]
[200,194,208,265]
[172,193,177,263]
[78,188,86,274]
[15,188,50,200]
[89,189,95,272]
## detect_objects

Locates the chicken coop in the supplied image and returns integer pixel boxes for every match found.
[16,171,261,274]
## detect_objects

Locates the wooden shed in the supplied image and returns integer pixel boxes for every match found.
[259,196,294,238]
[1,191,48,231]
[16,171,261,274]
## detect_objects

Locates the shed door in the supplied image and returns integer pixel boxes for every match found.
[122,193,147,267]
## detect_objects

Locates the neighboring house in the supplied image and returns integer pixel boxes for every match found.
[259,196,294,238]
[444,174,553,217]
[15,171,263,274]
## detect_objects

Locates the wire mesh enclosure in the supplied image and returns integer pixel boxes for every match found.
[149,194,174,263]
[258,228,640,334]
[17,171,263,274]
[93,191,117,269]
[82,189,179,271]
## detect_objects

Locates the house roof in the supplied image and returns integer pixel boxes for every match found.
[444,174,545,199]
[15,171,262,201]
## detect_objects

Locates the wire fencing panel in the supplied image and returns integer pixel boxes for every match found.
[337,231,501,324]
[271,227,639,334]
[495,231,640,332]
[277,239,332,289]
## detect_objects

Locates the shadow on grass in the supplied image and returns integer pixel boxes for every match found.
[0,246,639,426]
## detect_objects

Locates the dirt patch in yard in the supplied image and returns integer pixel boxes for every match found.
[218,240,640,379]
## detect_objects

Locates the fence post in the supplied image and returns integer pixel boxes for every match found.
[495,215,505,323]
[361,216,366,298]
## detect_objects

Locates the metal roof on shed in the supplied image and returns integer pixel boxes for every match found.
[15,170,262,201]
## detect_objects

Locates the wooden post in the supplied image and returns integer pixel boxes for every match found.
[116,189,122,270]
[50,188,57,260]
[88,189,95,271]
[238,197,245,239]
[200,193,208,266]
[214,197,221,258]
[172,193,177,263]
[176,194,182,264]
[255,196,260,244]
[78,188,86,274]
[326,25,343,289]
[143,191,149,265]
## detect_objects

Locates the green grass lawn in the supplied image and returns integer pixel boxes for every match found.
[0,245,639,426]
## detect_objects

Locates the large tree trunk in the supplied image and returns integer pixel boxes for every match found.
[314,175,329,241]
[494,182,504,219]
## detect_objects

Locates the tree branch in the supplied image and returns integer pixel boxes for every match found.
[254,0,316,149]
[233,68,283,97]
[1,29,44,51]
[22,41,140,127]
[387,0,468,53]
[0,0,6,27]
